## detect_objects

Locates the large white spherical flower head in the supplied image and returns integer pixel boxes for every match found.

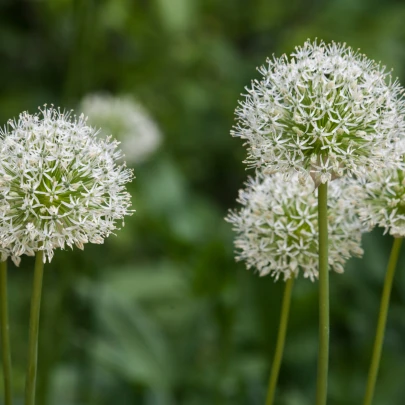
[232,40,405,185]
[0,107,134,265]
[80,94,161,165]
[350,165,405,237]
[226,173,363,281]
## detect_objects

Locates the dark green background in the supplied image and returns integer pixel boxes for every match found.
[1,0,405,404]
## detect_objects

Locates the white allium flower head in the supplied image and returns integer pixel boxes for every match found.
[0,106,134,265]
[80,94,162,165]
[232,40,405,185]
[225,173,364,281]
[349,164,405,237]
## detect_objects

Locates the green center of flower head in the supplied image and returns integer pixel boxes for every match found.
[279,76,376,159]
[7,152,94,223]
[0,107,133,264]
[232,40,405,183]
[277,199,318,248]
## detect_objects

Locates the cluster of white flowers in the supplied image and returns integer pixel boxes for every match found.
[232,40,405,185]
[0,107,133,265]
[226,173,364,281]
[348,165,405,237]
[80,94,161,165]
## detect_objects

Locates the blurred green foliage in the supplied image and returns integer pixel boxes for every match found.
[1,0,405,404]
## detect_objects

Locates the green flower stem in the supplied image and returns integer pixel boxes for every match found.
[316,182,329,405]
[0,260,13,405]
[363,237,403,405]
[25,251,45,405]
[265,276,295,405]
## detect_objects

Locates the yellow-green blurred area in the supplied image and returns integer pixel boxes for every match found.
[1,0,405,404]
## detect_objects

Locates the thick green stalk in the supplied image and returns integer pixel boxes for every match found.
[316,182,329,405]
[362,237,403,405]
[265,276,295,405]
[25,251,45,405]
[0,260,13,405]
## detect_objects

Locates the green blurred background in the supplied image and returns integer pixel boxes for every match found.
[1,0,405,404]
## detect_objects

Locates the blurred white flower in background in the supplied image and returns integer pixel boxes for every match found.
[0,106,133,264]
[232,40,405,185]
[80,94,162,165]
[226,172,364,281]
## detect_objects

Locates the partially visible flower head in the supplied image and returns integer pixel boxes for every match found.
[232,40,405,185]
[226,173,363,281]
[80,94,161,165]
[0,106,134,265]
[349,165,405,237]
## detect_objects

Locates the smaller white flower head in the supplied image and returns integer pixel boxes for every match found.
[349,165,405,237]
[80,94,162,165]
[232,40,405,185]
[226,173,363,281]
[0,106,134,264]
